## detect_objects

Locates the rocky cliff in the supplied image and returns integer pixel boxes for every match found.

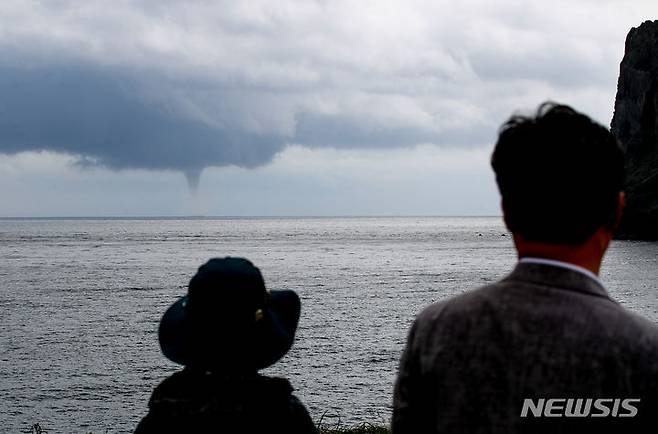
[611,20,658,240]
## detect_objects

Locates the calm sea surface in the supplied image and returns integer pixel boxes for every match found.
[1,217,657,433]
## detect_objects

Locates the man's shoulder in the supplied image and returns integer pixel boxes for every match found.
[603,304,658,352]
[412,276,658,353]
[414,280,503,325]
[408,281,506,349]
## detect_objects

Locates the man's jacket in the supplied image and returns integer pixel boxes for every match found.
[393,261,658,433]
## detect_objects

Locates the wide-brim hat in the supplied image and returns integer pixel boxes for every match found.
[158,257,300,371]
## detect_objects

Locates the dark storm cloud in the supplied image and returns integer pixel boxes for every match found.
[0,65,285,187]
[0,0,647,186]
[0,61,464,185]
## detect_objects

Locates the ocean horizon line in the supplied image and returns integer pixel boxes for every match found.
[0,214,502,221]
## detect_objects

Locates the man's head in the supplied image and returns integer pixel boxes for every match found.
[491,102,625,245]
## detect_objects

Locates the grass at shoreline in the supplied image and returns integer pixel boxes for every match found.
[319,423,390,433]
[25,422,390,434]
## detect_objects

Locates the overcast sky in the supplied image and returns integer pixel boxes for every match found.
[0,1,654,217]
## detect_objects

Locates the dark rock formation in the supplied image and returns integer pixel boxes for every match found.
[611,20,658,240]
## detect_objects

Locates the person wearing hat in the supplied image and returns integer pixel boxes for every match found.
[135,257,317,433]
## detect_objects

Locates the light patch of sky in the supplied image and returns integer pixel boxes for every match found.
[0,145,499,217]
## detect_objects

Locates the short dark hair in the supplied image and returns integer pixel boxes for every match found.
[491,102,624,244]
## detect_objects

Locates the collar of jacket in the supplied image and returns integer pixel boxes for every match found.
[503,261,612,302]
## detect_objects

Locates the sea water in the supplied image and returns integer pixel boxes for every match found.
[1,217,656,433]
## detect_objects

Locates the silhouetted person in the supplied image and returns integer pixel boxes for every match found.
[136,257,317,433]
[393,103,658,433]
